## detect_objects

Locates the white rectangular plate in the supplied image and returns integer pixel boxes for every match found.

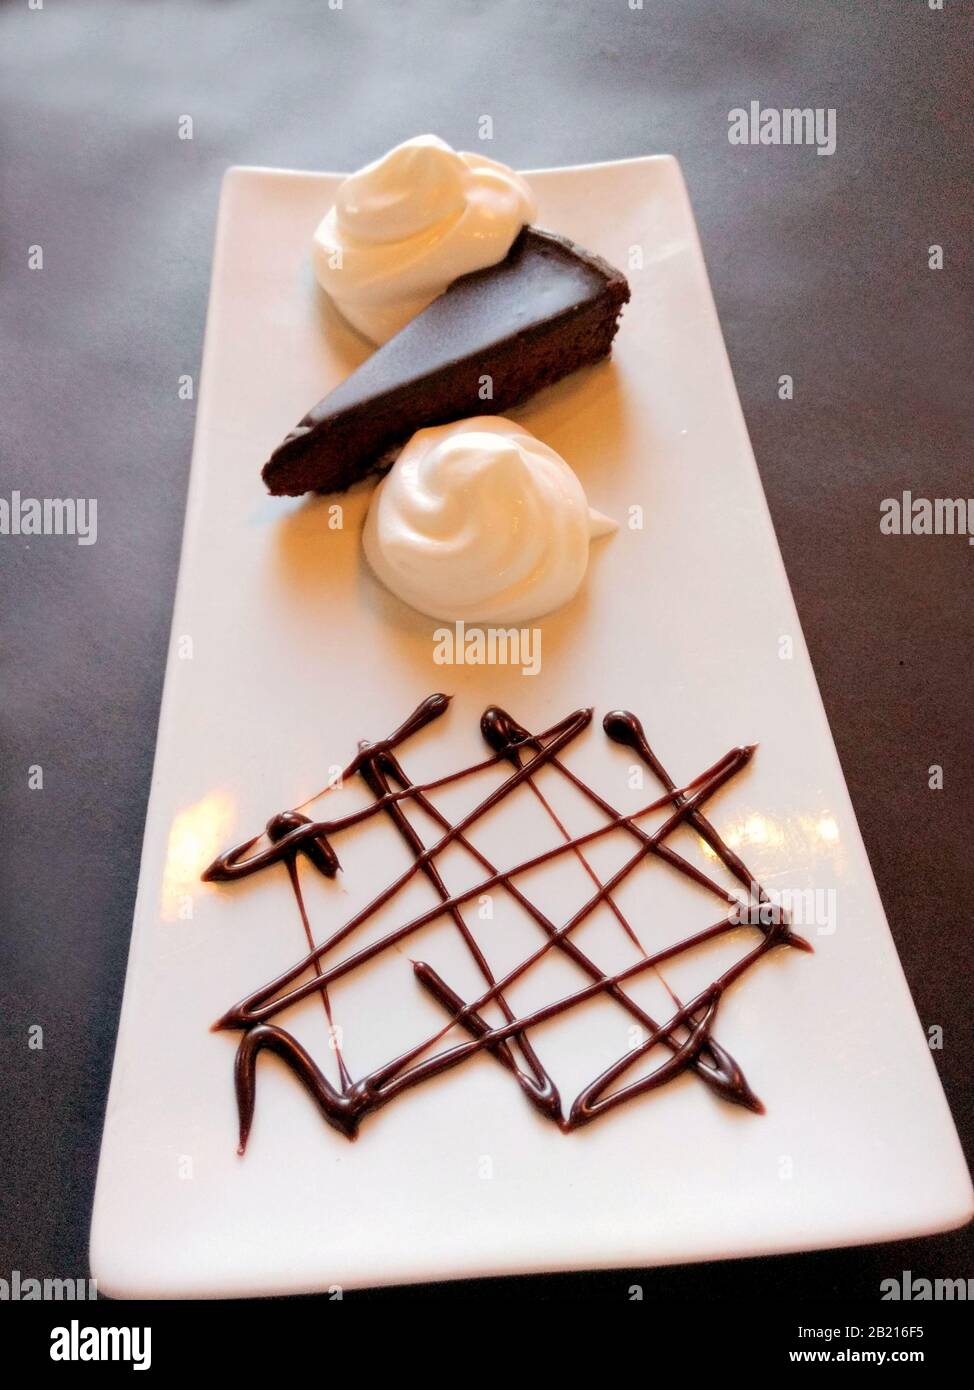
[90,156,972,1296]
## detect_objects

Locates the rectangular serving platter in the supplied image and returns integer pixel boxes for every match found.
[90,156,972,1296]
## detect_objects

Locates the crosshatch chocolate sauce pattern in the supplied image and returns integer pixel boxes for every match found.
[204,695,810,1149]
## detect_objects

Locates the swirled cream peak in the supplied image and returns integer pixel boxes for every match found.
[362,418,617,624]
[313,135,536,344]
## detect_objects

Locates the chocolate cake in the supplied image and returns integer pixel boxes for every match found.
[262,228,630,496]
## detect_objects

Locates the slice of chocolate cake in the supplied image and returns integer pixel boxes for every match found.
[262,228,630,496]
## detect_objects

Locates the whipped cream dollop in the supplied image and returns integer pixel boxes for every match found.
[362,418,617,623]
[313,135,536,344]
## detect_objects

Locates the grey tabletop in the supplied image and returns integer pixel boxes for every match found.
[1,0,971,1300]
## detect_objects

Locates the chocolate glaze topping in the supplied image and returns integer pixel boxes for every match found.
[204,696,810,1150]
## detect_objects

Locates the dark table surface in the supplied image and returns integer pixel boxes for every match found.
[1,0,971,1301]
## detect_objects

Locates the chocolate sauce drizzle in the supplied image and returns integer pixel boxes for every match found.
[204,696,810,1150]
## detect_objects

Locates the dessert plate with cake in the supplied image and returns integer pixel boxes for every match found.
[90,137,972,1296]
